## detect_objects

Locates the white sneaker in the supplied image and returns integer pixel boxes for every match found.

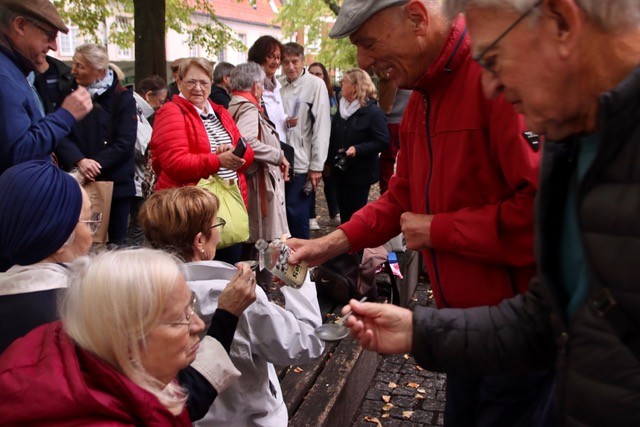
[309,218,320,230]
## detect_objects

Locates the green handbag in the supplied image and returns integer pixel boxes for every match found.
[197,176,249,249]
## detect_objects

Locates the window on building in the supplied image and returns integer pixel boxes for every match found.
[238,34,247,62]
[190,45,199,57]
[217,50,226,63]
[59,28,80,56]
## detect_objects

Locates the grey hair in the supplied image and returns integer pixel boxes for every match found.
[229,62,266,92]
[213,61,235,84]
[75,43,109,71]
[443,0,640,32]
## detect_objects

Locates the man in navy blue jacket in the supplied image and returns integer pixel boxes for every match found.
[0,0,92,174]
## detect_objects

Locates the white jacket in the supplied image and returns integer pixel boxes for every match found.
[262,76,288,144]
[132,92,154,197]
[187,261,325,427]
[279,71,331,173]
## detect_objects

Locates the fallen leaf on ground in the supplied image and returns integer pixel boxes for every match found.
[417,388,426,393]
[382,403,394,412]
[415,393,424,399]
[403,354,410,359]
[407,382,420,388]
[293,367,303,373]
[402,411,414,419]
[388,382,398,388]
[382,395,391,403]
[381,413,390,418]
[363,416,382,426]
[416,365,424,371]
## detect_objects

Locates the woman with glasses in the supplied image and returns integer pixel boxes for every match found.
[0,248,233,425]
[150,57,254,264]
[0,160,99,353]
[139,186,324,427]
[54,43,137,246]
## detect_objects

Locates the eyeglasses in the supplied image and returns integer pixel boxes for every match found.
[160,292,197,329]
[24,17,58,43]
[472,0,542,75]
[183,80,211,89]
[211,217,226,232]
[266,53,281,62]
[78,212,103,236]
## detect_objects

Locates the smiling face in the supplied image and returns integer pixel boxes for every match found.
[466,5,589,139]
[349,5,427,89]
[71,53,105,87]
[178,65,212,110]
[139,276,205,385]
[262,46,282,79]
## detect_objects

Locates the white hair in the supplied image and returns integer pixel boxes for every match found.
[443,0,640,32]
[229,62,266,92]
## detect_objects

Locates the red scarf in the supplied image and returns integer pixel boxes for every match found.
[232,91,263,113]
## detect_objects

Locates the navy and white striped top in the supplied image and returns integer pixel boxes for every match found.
[198,107,237,181]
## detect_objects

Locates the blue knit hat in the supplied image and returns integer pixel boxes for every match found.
[0,161,82,271]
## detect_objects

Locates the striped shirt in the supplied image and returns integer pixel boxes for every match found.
[193,99,237,180]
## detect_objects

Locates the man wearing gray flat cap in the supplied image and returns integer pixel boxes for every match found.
[0,0,92,174]
[289,1,549,425]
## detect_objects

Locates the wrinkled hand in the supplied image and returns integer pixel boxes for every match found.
[346,146,356,157]
[61,87,93,121]
[76,158,102,181]
[287,229,351,267]
[400,212,434,249]
[215,144,233,155]
[308,170,322,189]
[218,150,245,171]
[217,263,257,317]
[286,116,298,128]
[280,154,290,182]
[342,299,413,354]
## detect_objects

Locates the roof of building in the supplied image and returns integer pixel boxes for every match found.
[205,0,283,27]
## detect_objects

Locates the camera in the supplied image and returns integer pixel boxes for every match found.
[333,148,350,173]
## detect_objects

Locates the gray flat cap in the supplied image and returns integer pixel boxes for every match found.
[329,0,409,39]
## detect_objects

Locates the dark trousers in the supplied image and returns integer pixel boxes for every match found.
[309,171,340,219]
[127,196,145,246]
[335,179,371,223]
[379,123,401,195]
[108,196,132,246]
[285,173,312,239]
[444,371,554,427]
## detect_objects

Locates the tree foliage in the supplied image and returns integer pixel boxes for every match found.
[53,0,245,56]
[276,0,357,71]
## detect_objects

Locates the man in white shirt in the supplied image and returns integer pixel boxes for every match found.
[279,42,330,239]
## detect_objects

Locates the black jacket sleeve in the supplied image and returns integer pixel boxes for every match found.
[411,278,557,375]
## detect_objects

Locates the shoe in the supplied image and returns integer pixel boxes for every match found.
[309,218,320,230]
[330,214,341,226]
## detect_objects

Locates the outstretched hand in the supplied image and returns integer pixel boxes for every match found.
[342,299,413,354]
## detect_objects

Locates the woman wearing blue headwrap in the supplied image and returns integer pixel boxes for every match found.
[0,160,98,353]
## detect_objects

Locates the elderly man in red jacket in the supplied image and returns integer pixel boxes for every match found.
[288,0,546,425]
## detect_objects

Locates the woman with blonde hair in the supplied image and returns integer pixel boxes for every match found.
[139,186,324,427]
[55,43,137,246]
[328,68,389,222]
[0,249,208,424]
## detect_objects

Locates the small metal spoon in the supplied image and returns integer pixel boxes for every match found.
[314,296,368,341]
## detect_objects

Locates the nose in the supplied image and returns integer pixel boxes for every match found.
[190,312,205,335]
[48,38,57,52]
[481,69,503,99]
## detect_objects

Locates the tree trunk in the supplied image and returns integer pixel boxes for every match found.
[134,0,166,87]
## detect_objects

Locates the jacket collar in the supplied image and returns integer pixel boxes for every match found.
[413,16,470,94]
[0,32,37,75]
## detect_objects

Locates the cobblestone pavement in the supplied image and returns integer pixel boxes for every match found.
[310,182,447,427]
[351,281,446,427]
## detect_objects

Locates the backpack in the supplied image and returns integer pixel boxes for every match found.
[313,246,388,304]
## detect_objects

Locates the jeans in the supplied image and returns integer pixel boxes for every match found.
[285,173,312,239]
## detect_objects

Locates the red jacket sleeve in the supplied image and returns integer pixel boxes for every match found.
[150,102,221,184]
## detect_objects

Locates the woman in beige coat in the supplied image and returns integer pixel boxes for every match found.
[228,63,290,287]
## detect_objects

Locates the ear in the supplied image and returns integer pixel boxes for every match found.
[543,0,583,59]
[192,231,204,260]
[405,0,430,37]
[12,16,28,37]
[145,90,155,101]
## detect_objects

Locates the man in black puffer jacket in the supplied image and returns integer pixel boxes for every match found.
[339,1,640,425]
